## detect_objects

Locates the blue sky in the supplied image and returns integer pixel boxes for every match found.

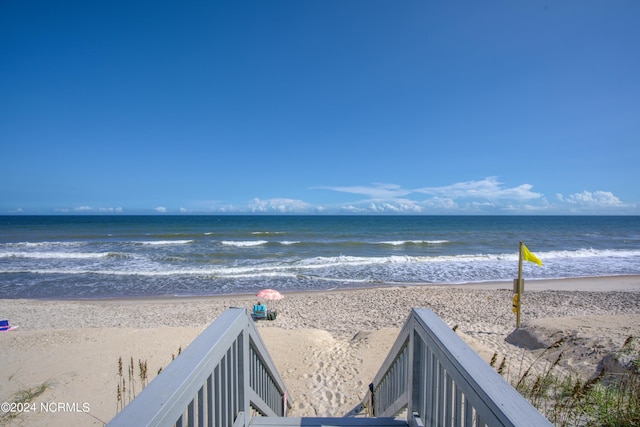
[1,1,639,215]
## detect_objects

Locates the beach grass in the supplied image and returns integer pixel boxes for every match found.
[117,356,148,413]
[115,346,184,413]
[0,382,51,423]
[498,335,640,426]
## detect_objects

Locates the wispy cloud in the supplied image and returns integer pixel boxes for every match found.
[55,206,124,213]
[312,177,547,213]
[413,177,542,201]
[314,183,412,199]
[311,177,634,214]
[318,177,543,206]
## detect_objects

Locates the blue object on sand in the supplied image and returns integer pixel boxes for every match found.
[0,319,17,331]
[252,304,267,320]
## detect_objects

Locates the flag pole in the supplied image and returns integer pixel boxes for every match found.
[516,241,523,328]
[515,241,541,328]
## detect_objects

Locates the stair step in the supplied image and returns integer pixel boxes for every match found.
[250,416,408,427]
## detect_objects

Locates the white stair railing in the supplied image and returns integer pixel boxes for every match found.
[108,308,291,427]
[366,309,552,427]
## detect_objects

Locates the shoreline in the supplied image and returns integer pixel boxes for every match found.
[1,275,639,426]
[4,274,640,304]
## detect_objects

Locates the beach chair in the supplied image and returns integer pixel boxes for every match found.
[0,319,15,331]
[252,303,267,320]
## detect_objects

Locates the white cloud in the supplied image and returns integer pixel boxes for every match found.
[329,196,424,214]
[550,191,636,213]
[64,206,124,213]
[315,183,411,199]
[421,197,458,210]
[562,191,623,207]
[553,191,631,213]
[364,200,423,213]
[249,198,313,213]
[154,206,168,213]
[414,177,542,201]
[341,205,369,213]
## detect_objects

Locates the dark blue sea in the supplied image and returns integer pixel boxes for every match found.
[0,215,638,299]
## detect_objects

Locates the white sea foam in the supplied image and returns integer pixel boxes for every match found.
[138,240,194,246]
[377,240,449,246]
[297,254,454,268]
[542,248,640,258]
[221,240,268,247]
[288,248,640,268]
[0,266,298,278]
[3,241,85,248]
[279,241,301,245]
[0,251,113,260]
[213,271,299,280]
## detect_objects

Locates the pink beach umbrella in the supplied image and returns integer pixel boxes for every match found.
[256,288,284,301]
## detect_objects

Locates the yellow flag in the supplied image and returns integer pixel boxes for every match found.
[522,244,543,266]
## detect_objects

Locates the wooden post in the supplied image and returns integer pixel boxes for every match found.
[515,241,524,328]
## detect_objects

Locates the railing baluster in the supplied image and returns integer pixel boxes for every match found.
[207,375,213,427]
[214,365,221,426]
[454,386,462,427]
[197,386,204,427]
[226,348,232,426]
[437,361,445,427]
[187,399,195,427]
[463,394,472,427]
[233,338,239,417]
[222,355,229,427]
[427,345,435,425]
[419,336,427,421]
[445,372,453,427]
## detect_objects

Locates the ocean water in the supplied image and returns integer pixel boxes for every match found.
[0,215,638,299]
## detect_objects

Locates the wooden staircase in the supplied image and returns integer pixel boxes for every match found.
[108,308,551,427]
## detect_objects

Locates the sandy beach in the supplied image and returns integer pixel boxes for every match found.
[1,276,639,426]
